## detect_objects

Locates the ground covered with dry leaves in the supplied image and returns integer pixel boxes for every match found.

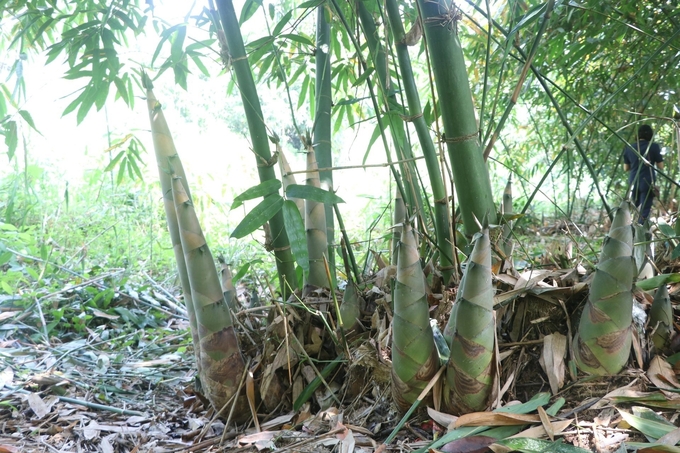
[3,220,680,452]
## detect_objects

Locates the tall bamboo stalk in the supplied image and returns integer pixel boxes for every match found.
[215,0,297,298]
[383,0,454,284]
[417,0,498,234]
[313,5,336,288]
[304,136,330,290]
[355,0,425,219]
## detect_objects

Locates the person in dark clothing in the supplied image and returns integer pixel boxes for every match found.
[623,124,664,223]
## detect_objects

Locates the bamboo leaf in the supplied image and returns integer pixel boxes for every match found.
[282,200,309,277]
[231,179,282,210]
[619,409,676,441]
[272,10,292,36]
[4,120,17,160]
[286,184,344,204]
[509,3,548,36]
[280,33,314,46]
[231,195,284,239]
[239,0,262,24]
[636,273,680,291]
[292,356,342,411]
[17,110,38,131]
[492,437,591,453]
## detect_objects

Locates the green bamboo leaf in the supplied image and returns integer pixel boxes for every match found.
[239,0,261,24]
[232,259,263,282]
[298,0,324,8]
[352,66,375,87]
[76,87,96,124]
[619,409,676,441]
[493,438,591,453]
[282,200,309,276]
[292,356,342,411]
[272,10,292,36]
[286,184,344,204]
[508,2,548,36]
[104,150,125,171]
[17,110,37,131]
[636,273,680,291]
[231,195,284,239]
[4,120,17,160]
[280,33,314,46]
[231,179,282,210]
[171,25,186,61]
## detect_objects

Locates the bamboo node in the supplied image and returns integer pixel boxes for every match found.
[399,112,423,122]
[442,130,479,144]
[272,245,291,252]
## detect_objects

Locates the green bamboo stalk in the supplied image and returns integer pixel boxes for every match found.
[391,221,438,412]
[355,0,425,218]
[171,174,248,420]
[573,201,635,375]
[313,5,336,289]
[416,0,497,235]
[649,284,672,354]
[143,75,201,370]
[383,0,454,284]
[304,136,330,290]
[443,229,495,414]
[215,0,297,298]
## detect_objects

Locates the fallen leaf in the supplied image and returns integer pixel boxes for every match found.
[510,419,573,439]
[440,435,495,452]
[539,333,566,395]
[648,356,680,396]
[428,406,458,430]
[659,427,680,446]
[27,393,51,419]
[455,412,541,428]
[537,406,554,441]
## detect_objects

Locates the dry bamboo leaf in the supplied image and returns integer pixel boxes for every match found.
[27,393,53,419]
[658,427,680,446]
[648,356,680,394]
[539,333,567,395]
[510,419,574,439]
[440,435,495,452]
[427,406,458,430]
[246,370,260,432]
[537,406,554,441]
[455,411,540,427]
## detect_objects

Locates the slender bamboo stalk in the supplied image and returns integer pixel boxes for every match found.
[215,0,297,298]
[355,0,425,219]
[383,0,454,284]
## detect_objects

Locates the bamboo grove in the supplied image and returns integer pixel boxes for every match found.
[3,0,680,423]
